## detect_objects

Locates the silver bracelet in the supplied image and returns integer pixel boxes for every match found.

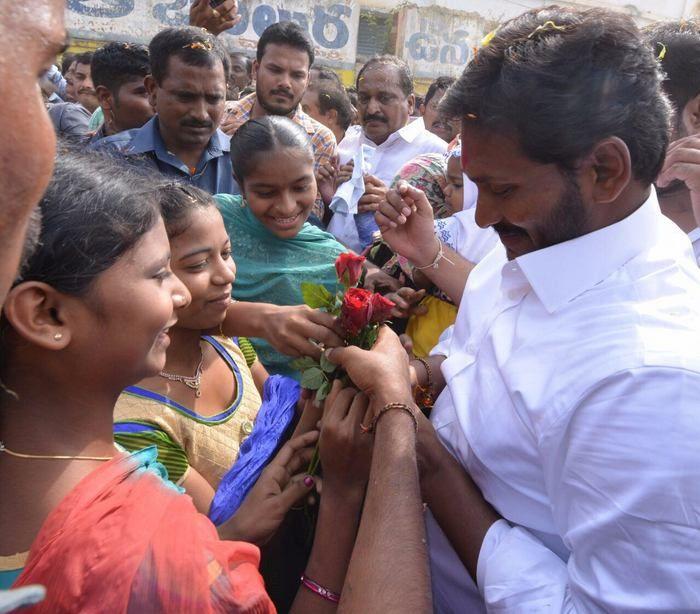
[412,237,454,270]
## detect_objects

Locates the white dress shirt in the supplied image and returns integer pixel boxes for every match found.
[336,120,447,188]
[688,227,700,265]
[427,189,700,612]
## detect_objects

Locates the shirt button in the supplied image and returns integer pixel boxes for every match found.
[241,420,254,436]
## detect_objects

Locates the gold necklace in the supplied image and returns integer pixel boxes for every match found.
[158,344,204,397]
[0,440,113,461]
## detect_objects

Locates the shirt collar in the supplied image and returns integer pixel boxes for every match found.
[361,116,424,148]
[514,188,662,314]
[129,116,160,154]
[129,115,229,157]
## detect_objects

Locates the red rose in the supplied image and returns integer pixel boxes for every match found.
[340,287,373,335]
[370,293,395,324]
[335,252,366,288]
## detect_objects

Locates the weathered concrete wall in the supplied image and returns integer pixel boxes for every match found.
[66,0,360,68]
[396,5,495,80]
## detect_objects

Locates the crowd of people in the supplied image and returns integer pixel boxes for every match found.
[1,0,700,611]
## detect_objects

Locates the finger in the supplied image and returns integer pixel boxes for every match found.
[396,181,434,218]
[271,430,319,469]
[324,378,345,415]
[376,198,407,224]
[345,391,370,431]
[399,333,414,355]
[325,344,367,373]
[305,310,345,347]
[325,386,359,423]
[658,162,700,188]
[358,202,381,214]
[219,0,236,17]
[375,211,398,231]
[283,446,316,476]
[275,473,318,511]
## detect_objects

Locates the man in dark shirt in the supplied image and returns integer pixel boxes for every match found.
[92,27,237,195]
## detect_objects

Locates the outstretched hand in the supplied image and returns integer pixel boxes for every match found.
[384,287,428,318]
[226,430,319,545]
[267,304,345,359]
[375,181,439,265]
[320,382,373,495]
[189,0,241,34]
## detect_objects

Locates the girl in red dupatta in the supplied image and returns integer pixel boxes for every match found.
[0,153,372,613]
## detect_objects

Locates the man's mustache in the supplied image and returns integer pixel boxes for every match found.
[364,114,387,123]
[180,120,213,129]
[493,222,527,237]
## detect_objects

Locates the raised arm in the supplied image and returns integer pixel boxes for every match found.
[376,182,476,304]
[325,327,433,612]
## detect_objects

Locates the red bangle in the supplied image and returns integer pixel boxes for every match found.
[300,574,341,603]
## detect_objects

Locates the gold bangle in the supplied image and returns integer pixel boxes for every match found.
[415,357,432,391]
[360,402,418,434]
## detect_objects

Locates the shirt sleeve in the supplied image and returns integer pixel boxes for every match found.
[114,423,190,485]
[476,367,700,611]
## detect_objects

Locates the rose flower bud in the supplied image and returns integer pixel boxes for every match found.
[335,252,366,288]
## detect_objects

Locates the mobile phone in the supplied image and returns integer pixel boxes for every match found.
[209,0,226,7]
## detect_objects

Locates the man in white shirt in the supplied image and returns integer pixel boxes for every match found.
[648,20,700,265]
[373,6,700,611]
[330,55,446,245]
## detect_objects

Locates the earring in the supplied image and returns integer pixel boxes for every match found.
[53,332,63,341]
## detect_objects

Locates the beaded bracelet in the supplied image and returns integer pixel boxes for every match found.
[414,357,435,410]
[412,237,454,270]
[300,574,341,603]
[360,402,418,434]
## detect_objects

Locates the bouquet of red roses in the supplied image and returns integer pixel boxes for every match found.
[291,252,395,404]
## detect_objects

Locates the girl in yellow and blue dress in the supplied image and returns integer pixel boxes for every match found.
[113,183,299,527]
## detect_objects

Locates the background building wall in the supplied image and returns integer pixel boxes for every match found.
[66,0,700,91]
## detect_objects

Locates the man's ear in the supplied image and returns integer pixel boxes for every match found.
[325,108,339,125]
[2,282,72,350]
[681,92,700,136]
[252,59,259,83]
[95,85,114,114]
[583,137,632,205]
[407,93,415,116]
[144,74,158,109]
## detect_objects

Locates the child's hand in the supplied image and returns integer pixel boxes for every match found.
[384,287,428,319]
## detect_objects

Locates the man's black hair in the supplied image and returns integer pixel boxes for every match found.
[61,52,76,75]
[643,20,700,115]
[442,6,671,184]
[356,55,413,97]
[230,51,253,76]
[149,26,229,86]
[74,51,94,68]
[424,76,455,106]
[311,65,342,86]
[257,21,315,67]
[315,82,354,131]
[91,42,150,96]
